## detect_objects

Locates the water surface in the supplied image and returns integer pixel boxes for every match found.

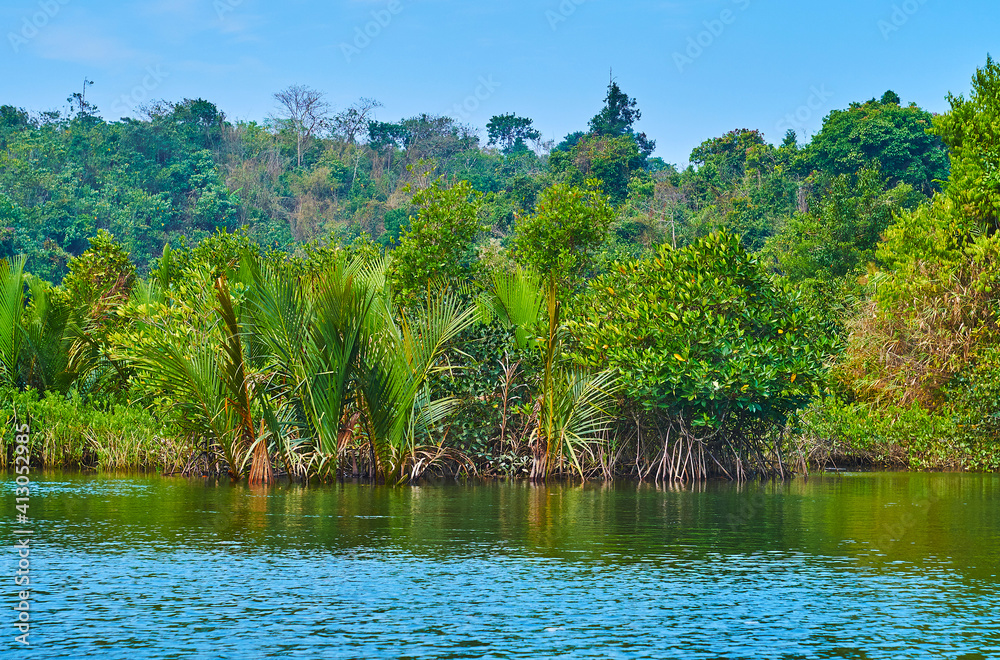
[4,472,999,658]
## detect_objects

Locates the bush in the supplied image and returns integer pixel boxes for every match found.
[1,388,187,471]
[572,231,835,430]
[792,393,1000,471]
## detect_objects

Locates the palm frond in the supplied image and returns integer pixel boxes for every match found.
[550,368,621,477]
[215,276,271,483]
[0,255,27,387]
[22,275,73,391]
[478,265,545,350]
[360,288,477,482]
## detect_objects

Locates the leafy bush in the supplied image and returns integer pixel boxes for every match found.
[1,387,185,471]
[391,178,483,295]
[570,231,836,480]
[513,181,613,283]
[793,393,1000,471]
[572,231,835,429]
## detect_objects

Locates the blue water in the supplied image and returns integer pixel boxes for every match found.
[4,473,999,658]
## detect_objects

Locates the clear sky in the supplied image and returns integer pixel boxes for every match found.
[0,0,996,165]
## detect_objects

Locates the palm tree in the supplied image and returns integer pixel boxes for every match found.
[241,253,378,477]
[22,276,73,393]
[359,284,477,483]
[215,277,272,485]
[242,253,476,483]
[0,255,27,388]
[124,274,258,480]
[481,265,619,479]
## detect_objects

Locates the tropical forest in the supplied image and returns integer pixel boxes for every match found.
[3,59,1000,487]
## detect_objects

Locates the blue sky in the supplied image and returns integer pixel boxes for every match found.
[0,0,996,165]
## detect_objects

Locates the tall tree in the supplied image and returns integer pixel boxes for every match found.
[172,98,226,148]
[514,181,614,283]
[68,78,97,118]
[804,91,948,195]
[588,80,655,157]
[391,178,484,294]
[932,55,1000,231]
[332,97,382,145]
[273,85,331,167]
[689,129,768,187]
[367,120,409,173]
[487,113,541,155]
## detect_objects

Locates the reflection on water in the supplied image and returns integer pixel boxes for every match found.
[4,472,999,658]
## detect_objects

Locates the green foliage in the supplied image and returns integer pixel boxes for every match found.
[588,80,655,157]
[243,253,380,463]
[18,65,1000,477]
[487,113,541,155]
[117,275,254,479]
[932,55,1000,231]
[690,129,768,187]
[0,193,24,261]
[554,131,585,153]
[0,105,31,135]
[0,255,26,388]
[551,134,646,205]
[838,233,1000,409]
[427,320,523,465]
[62,230,137,315]
[835,60,1000,411]
[21,275,73,392]
[479,266,546,350]
[381,207,409,245]
[0,80,948,297]
[794,394,1000,471]
[804,92,948,194]
[817,58,1000,471]
[764,166,918,284]
[480,264,620,478]
[240,252,476,482]
[571,232,835,429]
[513,181,614,283]
[0,111,246,278]
[391,179,484,295]
[1,387,183,471]
[659,129,803,252]
[159,227,265,284]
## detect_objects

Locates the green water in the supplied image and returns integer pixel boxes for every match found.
[3,472,999,658]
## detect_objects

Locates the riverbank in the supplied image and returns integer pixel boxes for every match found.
[5,387,998,479]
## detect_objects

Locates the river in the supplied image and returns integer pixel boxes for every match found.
[4,472,999,658]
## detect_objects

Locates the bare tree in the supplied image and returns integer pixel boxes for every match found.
[273,84,331,167]
[331,97,382,146]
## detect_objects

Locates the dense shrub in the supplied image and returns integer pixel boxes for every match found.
[1,388,185,471]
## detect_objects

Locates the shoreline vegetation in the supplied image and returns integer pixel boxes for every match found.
[4,61,1000,482]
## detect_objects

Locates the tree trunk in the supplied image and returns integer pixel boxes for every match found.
[248,437,274,485]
